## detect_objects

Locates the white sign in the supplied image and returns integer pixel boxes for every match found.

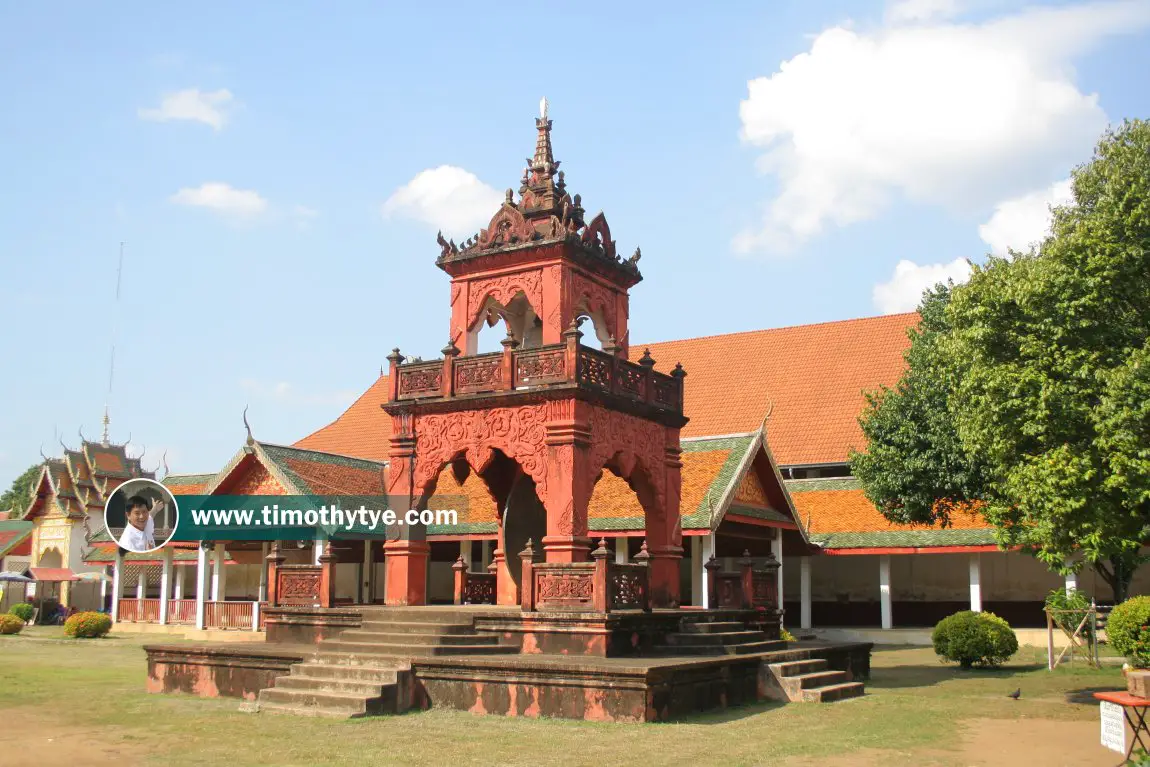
[1101,700,1127,754]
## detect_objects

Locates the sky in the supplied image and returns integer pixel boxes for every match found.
[1,0,1148,489]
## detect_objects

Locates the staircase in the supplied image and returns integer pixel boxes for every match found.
[766,658,865,703]
[255,613,516,718]
[653,620,788,656]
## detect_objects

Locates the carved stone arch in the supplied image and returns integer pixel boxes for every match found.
[465,272,545,337]
[580,212,616,260]
[568,271,618,345]
[478,203,535,249]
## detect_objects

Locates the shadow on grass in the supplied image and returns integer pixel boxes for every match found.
[654,697,790,725]
[867,663,1044,689]
[1064,686,1124,706]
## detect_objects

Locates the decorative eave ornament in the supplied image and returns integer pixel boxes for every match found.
[434,101,642,281]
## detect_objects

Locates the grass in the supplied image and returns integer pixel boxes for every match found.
[0,628,1126,767]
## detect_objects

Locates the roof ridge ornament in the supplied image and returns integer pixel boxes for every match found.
[243,405,255,445]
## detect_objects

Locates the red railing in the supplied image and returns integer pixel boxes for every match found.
[705,553,781,611]
[276,565,322,606]
[392,341,684,415]
[520,541,652,613]
[167,599,196,625]
[204,601,255,630]
[117,598,161,623]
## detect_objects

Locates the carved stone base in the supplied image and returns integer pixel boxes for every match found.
[384,540,431,606]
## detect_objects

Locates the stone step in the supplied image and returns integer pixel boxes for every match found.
[358,620,477,635]
[316,642,517,659]
[274,675,388,697]
[259,686,395,716]
[292,662,403,682]
[769,659,828,677]
[256,700,369,719]
[665,631,771,646]
[801,682,865,703]
[336,630,499,646]
[794,670,848,689]
[650,639,789,657]
[679,621,748,634]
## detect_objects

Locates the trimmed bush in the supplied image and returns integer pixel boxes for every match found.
[780,627,797,643]
[1044,587,1092,633]
[63,611,112,639]
[1107,596,1150,666]
[7,603,34,623]
[932,610,1019,669]
[0,614,23,634]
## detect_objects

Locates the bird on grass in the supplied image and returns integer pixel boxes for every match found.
[1008,688,1021,700]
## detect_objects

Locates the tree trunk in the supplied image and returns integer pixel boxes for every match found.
[1095,556,1138,604]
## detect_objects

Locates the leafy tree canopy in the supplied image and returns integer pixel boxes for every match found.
[0,463,43,517]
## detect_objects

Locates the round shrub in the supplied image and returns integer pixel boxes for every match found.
[7,603,34,623]
[932,610,1019,669]
[0,614,24,634]
[63,611,112,639]
[1107,596,1150,665]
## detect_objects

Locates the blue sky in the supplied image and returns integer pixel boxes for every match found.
[1,0,1147,488]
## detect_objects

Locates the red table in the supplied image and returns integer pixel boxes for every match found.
[1094,691,1150,761]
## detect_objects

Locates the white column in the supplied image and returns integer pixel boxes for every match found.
[174,565,184,600]
[211,543,226,601]
[251,600,261,633]
[1065,568,1078,593]
[800,556,812,630]
[460,540,473,570]
[313,537,323,566]
[700,534,716,608]
[969,553,982,612]
[615,537,628,564]
[111,549,124,622]
[136,570,146,600]
[258,542,269,602]
[99,569,109,610]
[159,548,173,624]
[772,529,785,613]
[362,540,374,604]
[879,555,893,630]
[194,544,209,630]
[690,536,704,606]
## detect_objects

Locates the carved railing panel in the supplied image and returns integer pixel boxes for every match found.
[533,562,596,611]
[397,361,443,400]
[652,374,679,408]
[276,565,322,606]
[608,563,648,610]
[751,569,779,611]
[454,352,502,394]
[576,347,613,392]
[461,572,496,605]
[615,361,646,401]
[167,599,196,624]
[514,347,567,386]
[205,601,255,630]
[713,573,744,609]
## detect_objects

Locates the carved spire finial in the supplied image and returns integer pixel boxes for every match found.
[101,404,111,446]
[243,405,254,445]
[540,96,548,120]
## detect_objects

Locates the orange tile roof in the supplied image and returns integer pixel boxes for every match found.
[790,486,988,535]
[295,314,916,468]
[636,313,916,465]
[295,374,391,461]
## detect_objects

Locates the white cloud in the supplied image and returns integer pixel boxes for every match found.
[240,379,357,408]
[291,205,320,230]
[382,165,502,238]
[735,0,1150,254]
[873,257,972,313]
[170,183,268,218]
[979,178,1074,256]
[138,88,234,130]
[885,0,962,24]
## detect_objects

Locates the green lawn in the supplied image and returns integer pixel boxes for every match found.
[0,628,1126,767]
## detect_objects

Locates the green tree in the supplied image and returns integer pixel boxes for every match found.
[948,119,1150,602]
[850,285,991,526]
[0,463,42,517]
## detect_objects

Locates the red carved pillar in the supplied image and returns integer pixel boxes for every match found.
[519,539,536,612]
[442,341,459,398]
[542,404,594,563]
[704,555,721,610]
[452,555,468,605]
[540,264,565,345]
[318,541,337,609]
[646,429,684,608]
[265,541,284,608]
[592,538,610,613]
[495,513,519,606]
[383,429,430,606]
[500,333,518,391]
[387,348,404,401]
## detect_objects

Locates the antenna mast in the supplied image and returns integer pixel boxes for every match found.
[103,242,123,446]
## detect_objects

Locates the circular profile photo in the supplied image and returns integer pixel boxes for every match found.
[104,478,179,553]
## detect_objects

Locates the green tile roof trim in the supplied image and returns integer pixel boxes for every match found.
[83,544,229,563]
[0,520,33,558]
[784,477,863,492]
[687,434,756,524]
[428,522,498,535]
[163,473,215,487]
[811,528,997,549]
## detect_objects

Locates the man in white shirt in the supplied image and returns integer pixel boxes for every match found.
[118,495,166,553]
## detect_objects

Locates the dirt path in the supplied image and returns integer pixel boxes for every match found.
[0,709,147,767]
